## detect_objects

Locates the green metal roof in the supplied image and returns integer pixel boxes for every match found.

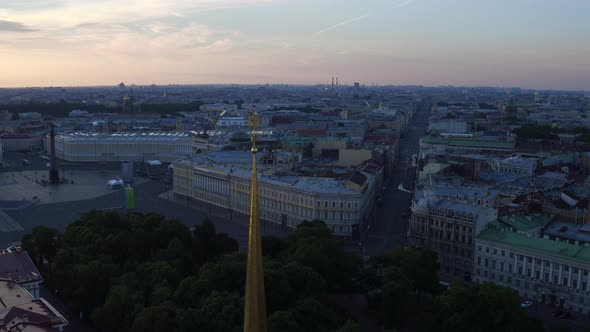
[478,229,590,266]
[421,135,515,150]
[499,213,553,231]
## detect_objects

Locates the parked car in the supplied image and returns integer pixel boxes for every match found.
[520,301,533,308]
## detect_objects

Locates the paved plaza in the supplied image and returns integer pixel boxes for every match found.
[0,177,290,249]
[0,170,148,204]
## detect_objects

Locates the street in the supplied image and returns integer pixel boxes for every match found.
[363,97,430,256]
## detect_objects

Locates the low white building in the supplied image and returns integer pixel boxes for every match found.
[0,134,42,152]
[490,155,539,177]
[46,132,216,162]
[475,215,590,315]
[427,119,468,134]
[216,116,248,128]
[173,150,380,235]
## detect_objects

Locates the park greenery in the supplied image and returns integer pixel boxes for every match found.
[513,124,559,140]
[24,212,543,332]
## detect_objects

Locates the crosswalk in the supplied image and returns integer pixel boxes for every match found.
[0,210,24,232]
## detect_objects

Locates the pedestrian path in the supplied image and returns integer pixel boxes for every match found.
[0,210,24,232]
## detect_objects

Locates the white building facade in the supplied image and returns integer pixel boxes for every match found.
[475,226,590,315]
[173,151,380,235]
[46,132,215,162]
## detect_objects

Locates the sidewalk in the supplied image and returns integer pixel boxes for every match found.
[40,285,95,332]
[159,190,292,242]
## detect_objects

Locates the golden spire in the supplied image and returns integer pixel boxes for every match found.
[244,112,267,332]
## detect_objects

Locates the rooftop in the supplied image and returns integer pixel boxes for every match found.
[544,222,590,244]
[0,251,42,284]
[0,279,67,331]
[57,132,191,142]
[421,135,515,150]
[177,150,371,195]
[499,213,552,232]
[478,228,590,266]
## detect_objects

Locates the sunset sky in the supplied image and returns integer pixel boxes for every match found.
[1,0,589,89]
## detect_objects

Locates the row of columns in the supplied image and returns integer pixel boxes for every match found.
[513,254,590,291]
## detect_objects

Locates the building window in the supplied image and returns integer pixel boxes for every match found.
[501,250,505,257]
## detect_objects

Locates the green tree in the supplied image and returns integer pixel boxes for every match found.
[288,220,361,292]
[92,285,143,332]
[131,304,177,332]
[514,124,558,140]
[435,282,536,332]
[365,247,439,330]
[189,291,242,332]
[22,225,60,269]
[268,310,303,332]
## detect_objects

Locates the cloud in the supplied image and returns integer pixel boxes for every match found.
[390,0,416,9]
[5,0,274,28]
[0,19,36,32]
[312,14,369,38]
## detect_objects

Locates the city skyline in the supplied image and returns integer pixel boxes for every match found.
[1,0,590,90]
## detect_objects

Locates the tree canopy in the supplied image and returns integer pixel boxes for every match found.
[513,124,558,140]
[26,212,358,332]
[26,213,546,332]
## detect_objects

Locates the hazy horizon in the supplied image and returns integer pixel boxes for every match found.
[2,0,589,90]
